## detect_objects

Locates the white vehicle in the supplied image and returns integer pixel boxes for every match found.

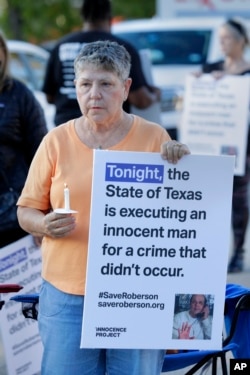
[113,17,249,137]
[7,40,55,130]
[156,0,250,19]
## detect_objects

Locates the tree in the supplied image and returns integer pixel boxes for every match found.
[0,0,82,43]
[0,0,156,44]
[112,0,155,21]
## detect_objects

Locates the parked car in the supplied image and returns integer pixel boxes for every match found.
[7,40,55,130]
[113,17,250,138]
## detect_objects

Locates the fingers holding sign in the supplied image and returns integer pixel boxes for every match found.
[161,140,190,164]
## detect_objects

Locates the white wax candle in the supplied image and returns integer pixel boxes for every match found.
[64,183,70,210]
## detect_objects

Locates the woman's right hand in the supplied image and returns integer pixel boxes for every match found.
[43,212,76,238]
[17,206,76,238]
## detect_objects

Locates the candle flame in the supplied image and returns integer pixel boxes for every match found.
[64,183,68,189]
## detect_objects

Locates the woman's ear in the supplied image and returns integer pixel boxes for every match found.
[124,77,132,96]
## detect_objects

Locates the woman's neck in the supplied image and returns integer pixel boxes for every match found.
[224,56,250,74]
[75,112,133,149]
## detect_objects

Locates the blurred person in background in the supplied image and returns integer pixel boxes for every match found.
[0,30,47,249]
[200,19,250,272]
[42,0,161,126]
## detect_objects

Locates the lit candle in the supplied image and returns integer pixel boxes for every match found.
[64,183,70,210]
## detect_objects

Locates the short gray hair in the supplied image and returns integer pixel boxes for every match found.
[74,40,131,81]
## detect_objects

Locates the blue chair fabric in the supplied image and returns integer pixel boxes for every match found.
[10,292,39,319]
[223,283,250,359]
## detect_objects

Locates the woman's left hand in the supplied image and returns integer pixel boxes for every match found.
[161,140,190,164]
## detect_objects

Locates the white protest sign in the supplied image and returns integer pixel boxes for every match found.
[81,151,234,350]
[180,74,250,176]
[0,235,42,375]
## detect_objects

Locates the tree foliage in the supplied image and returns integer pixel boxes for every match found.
[112,0,156,21]
[0,0,156,44]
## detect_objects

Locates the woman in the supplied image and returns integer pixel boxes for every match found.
[202,19,250,273]
[17,41,190,375]
[0,31,47,248]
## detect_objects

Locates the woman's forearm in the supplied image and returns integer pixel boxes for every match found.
[17,206,76,239]
[17,206,47,237]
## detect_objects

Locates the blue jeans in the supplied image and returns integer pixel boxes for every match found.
[38,280,165,375]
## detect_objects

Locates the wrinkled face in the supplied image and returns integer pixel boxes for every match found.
[189,295,206,317]
[219,25,244,56]
[74,65,131,125]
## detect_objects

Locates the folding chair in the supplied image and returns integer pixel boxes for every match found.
[9,284,250,374]
[0,284,23,310]
[10,292,39,320]
[162,283,250,374]
[223,283,250,359]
